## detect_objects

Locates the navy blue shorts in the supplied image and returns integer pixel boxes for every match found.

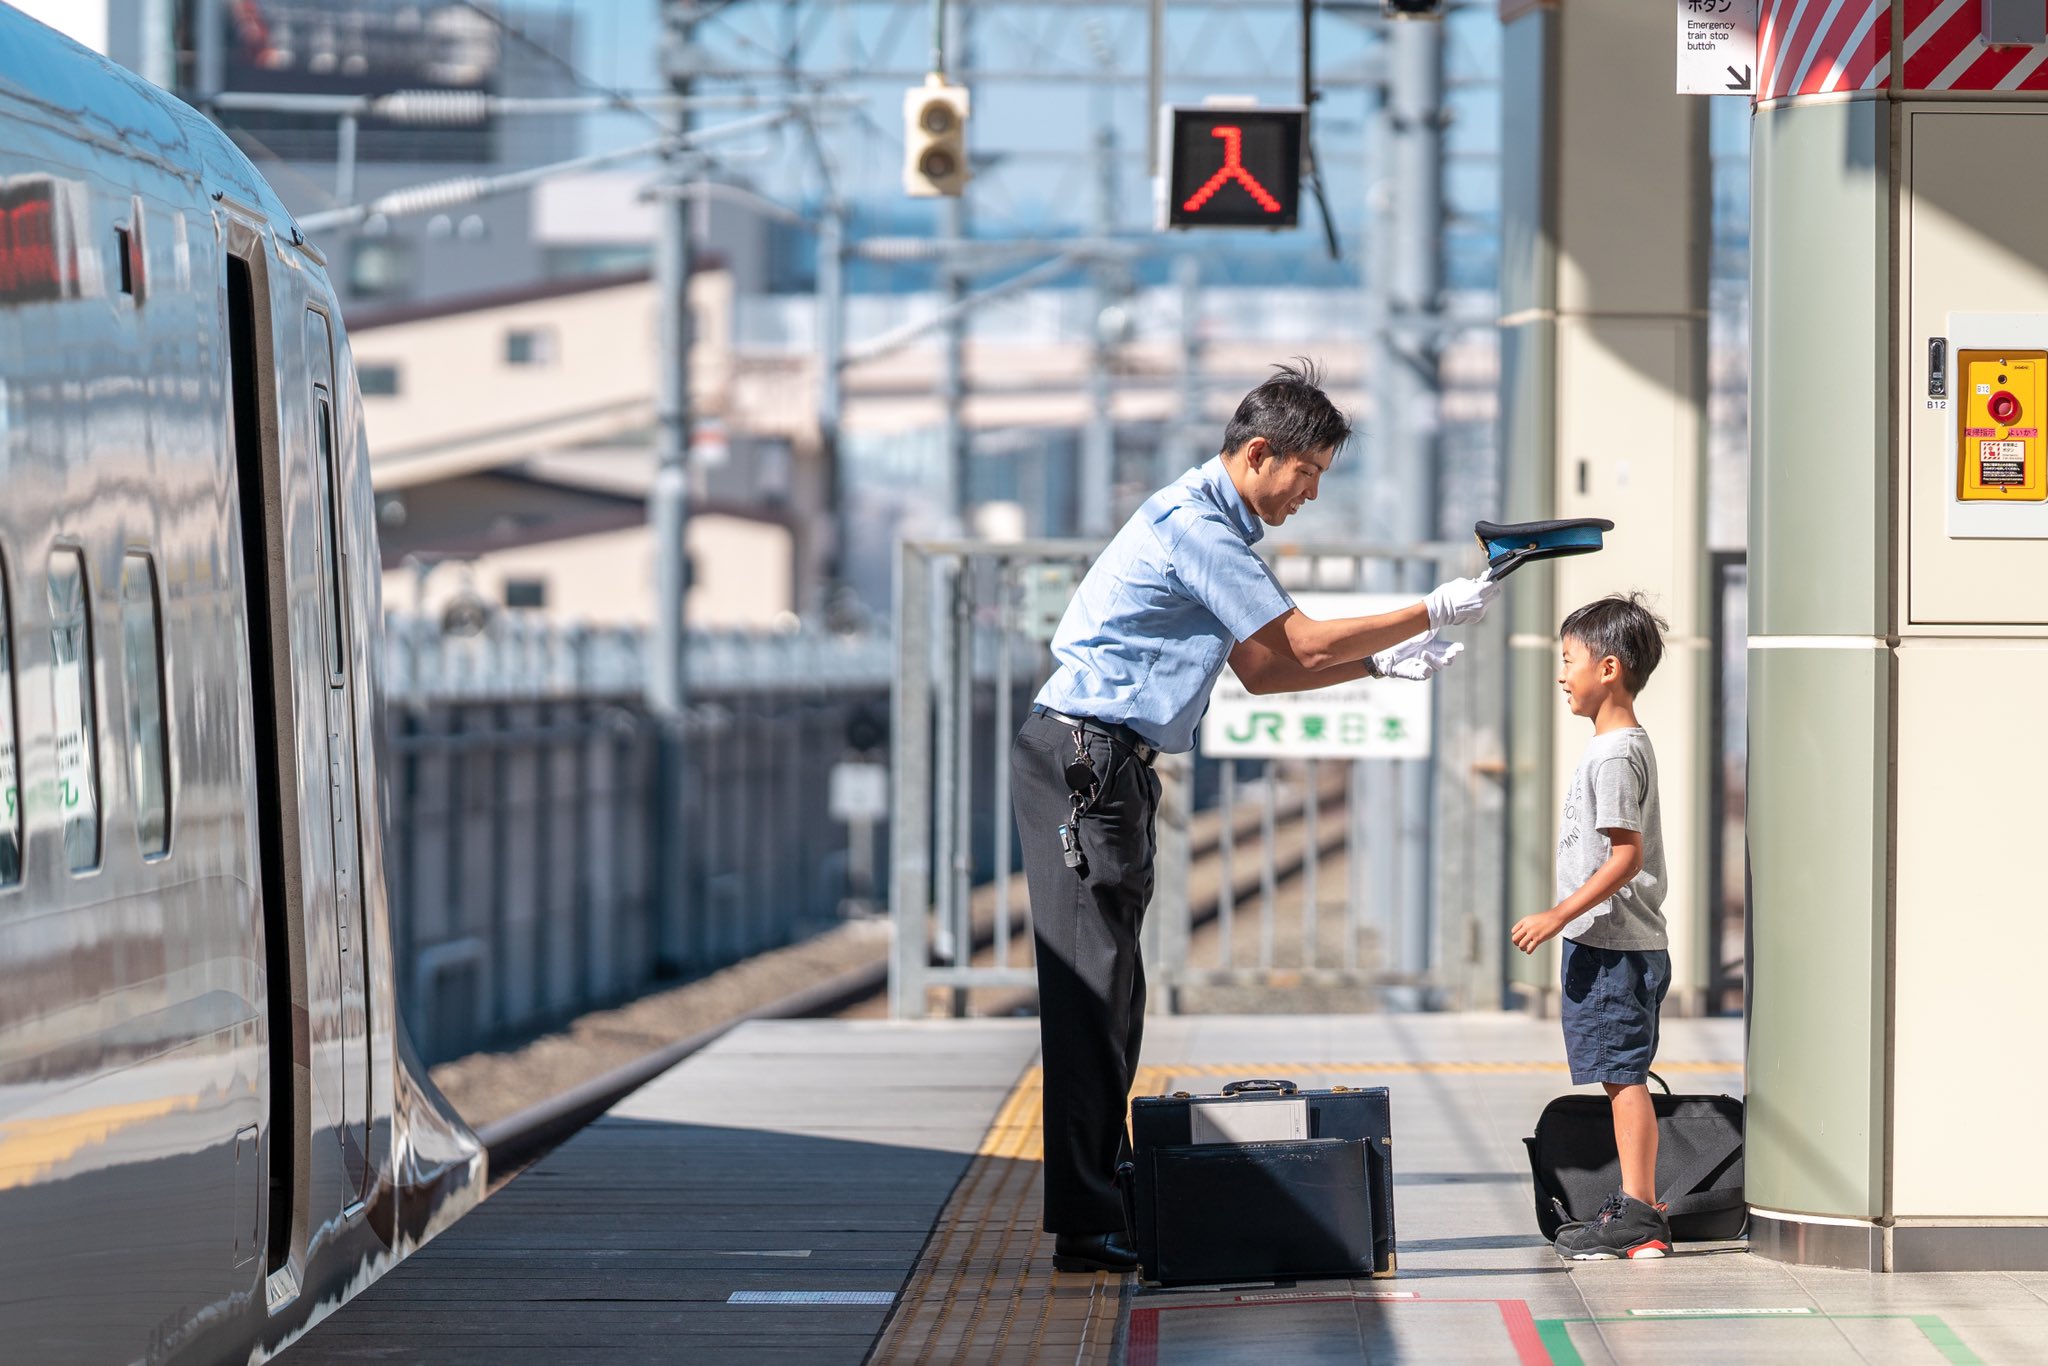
[1559,941,1671,1086]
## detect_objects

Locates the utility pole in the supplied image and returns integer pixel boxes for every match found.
[1080,21,1119,537]
[817,199,848,618]
[939,0,971,533]
[1364,10,1444,999]
[650,0,698,975]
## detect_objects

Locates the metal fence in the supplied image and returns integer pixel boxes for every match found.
[383,613,898,1063]
[888,538,1506,1020]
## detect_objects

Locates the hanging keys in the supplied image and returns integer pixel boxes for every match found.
[1058,822,1082,869]
[1063,727,1097,795]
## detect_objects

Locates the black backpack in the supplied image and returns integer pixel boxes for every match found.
[1522,1072,1746,1242]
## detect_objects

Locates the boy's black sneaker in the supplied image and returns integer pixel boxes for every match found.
[1552,1191,1671,1260]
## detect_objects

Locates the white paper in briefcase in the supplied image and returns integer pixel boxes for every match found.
[1188,1097,1309,1145]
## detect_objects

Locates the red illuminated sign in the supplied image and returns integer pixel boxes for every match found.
[1161,106,1303,231]
[0,179,81,305]
[1181,127,1282,215]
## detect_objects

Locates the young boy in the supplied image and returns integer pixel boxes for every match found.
[1510,593,1672,1260]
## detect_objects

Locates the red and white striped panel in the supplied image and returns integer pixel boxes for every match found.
[1759,0,1893,100]
[1903,0,2048,90]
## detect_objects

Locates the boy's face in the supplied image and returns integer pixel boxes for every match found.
[1558,635,1621,718]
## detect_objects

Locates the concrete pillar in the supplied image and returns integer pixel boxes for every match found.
[1748,1,2048,1272]
[1497,0,1712,1014]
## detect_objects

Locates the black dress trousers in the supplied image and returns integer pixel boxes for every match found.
[1010,711,1160,1235]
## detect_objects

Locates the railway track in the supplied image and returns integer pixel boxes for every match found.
[465,783,1342,1185]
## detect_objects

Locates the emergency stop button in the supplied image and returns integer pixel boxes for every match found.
[1990,390,2022,425]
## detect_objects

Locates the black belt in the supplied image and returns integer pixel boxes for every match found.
[1031,705,1160,765]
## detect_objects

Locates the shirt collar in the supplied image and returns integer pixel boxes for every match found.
[1193,455,1264,545]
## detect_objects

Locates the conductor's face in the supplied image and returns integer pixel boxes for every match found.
[1235,438,1334,526]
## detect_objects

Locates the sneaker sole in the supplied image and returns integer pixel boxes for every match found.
[1567,1241,1670,1261]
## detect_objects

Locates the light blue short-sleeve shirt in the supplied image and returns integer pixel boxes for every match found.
[1035,456,1295,753]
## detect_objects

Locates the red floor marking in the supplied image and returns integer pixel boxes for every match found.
[1126,1305,1159,1366]
[1124,1295,1544,1364]
[1497,1299,1551,1366]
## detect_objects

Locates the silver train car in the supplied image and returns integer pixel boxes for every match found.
[0,11,484,1363]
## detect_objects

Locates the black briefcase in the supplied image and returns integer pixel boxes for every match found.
[1522,1073,1746,1242]
[1124,1079,1397,1286]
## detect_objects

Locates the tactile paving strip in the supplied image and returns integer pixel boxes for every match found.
[868,1064,1177,1364]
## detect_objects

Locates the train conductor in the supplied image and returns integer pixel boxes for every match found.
[1014,360,1501,1273]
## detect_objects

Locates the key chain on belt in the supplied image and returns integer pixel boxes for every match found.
[1058,726,1098,871]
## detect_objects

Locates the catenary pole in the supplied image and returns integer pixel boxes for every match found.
[650,0,698,974]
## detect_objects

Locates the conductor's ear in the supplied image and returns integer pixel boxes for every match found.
[1240,436,1270,471]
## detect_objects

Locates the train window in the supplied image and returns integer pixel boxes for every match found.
[315,395,346,682]
[47,549,100,874]
[120,554,170,858]
[0,552,18,887]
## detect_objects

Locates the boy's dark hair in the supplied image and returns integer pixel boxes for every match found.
[1222,358,1352,463]
[1561,593,1669,695]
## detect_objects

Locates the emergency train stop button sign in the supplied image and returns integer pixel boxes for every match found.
[1676,0,1757,95]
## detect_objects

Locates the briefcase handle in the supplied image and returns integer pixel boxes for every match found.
[1221,1079,1299,1096]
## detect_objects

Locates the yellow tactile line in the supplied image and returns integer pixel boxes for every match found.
[875,1066,1175,1363]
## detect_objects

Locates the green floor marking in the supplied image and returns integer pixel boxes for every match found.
[1534,1312,1984,1365]
[1534,1318,1584,1366]
[1912,1314,1985,1366]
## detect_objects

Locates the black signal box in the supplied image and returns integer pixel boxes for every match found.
[1157,106,1304,231]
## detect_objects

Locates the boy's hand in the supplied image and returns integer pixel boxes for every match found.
[1510,908,1572,955]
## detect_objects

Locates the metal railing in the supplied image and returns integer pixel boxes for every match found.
[381,614,896,1062]
[888,537,1507,1020]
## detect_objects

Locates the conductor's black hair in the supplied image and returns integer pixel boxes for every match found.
[1561,593,1670,696]
[1221,358,1352,464]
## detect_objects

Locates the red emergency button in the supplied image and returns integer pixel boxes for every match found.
[1990,390,2023,425]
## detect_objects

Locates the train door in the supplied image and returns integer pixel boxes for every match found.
[305,307,370,1202]
[225,233,309,1296]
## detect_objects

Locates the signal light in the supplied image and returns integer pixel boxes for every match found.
[1156,105,1303,231]
[903,77,970,198]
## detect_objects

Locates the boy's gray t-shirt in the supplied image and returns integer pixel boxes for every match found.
[1556,727,1666,950]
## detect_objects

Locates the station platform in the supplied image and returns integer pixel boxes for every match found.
[288,1014,2048,1364]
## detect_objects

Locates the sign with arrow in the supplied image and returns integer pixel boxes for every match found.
[1675,0,1756,96]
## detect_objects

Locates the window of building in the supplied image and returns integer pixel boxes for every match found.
[120,553,171,858]
[347,237,414,300]
[502,578,546,610]
[358,363,401,397]
[504,328,556,366]
[47,549,100,874]
[0,552,18,888]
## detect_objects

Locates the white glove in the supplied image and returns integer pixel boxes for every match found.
[1423,574,1501,629]
[1371,632,1463,681]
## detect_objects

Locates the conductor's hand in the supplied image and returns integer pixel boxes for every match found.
[1371,632,1462,681]
[1423,575,1501,630]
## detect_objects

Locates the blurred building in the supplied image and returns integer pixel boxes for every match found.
[353,266,800,629]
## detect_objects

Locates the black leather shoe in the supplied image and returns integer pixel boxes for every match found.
[1051,1231,1138,1273]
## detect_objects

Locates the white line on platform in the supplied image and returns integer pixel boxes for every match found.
[712,1250,814,1258]
[727,1290,897,1306]
[1236,1290,1418,1303]
[1627,1307,1815,1317]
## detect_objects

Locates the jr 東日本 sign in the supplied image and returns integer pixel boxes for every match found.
[1199,594,1434,761]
